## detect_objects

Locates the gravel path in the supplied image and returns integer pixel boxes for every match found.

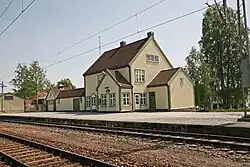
[0,122,249,167]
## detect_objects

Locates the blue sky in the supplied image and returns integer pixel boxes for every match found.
[0,0,249,92]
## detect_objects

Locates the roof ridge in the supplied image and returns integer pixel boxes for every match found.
[83,36,150,76]
[105,37,149,53]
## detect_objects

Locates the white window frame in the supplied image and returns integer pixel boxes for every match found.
[50,100,54,105]
[86,96,91,107]
[140,93,147,106]
[135,69,145,83]
[109,93,116,106]
[91,96,96,106]
[4,96,13,101]
[146,54,159,63]
[123,92,130,106]
[101,94,107,106]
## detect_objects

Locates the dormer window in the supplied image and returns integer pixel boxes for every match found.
[146,54,159,63]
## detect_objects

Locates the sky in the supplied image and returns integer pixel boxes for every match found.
[0,0,249,92]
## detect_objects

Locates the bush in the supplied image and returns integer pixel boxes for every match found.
[195,107,250,112]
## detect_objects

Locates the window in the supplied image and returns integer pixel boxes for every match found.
[101,94,107,106]
[91,96,96,106]
[146,54,159,63]
[180,78,184,86]
[123,93,130,106]
[79,97,83,103]
[4,96,13,101]
[135,94,140,105]
[57,99,60,104]
[140,93,147,105]
[109,93,116,106]
[135,69,145,83]
[86,96,91,107]
[48,100,54,105]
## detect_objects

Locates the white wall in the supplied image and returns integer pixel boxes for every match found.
[130,39,172,93]
[97,73,120,112]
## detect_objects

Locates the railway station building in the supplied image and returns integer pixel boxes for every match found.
[83,31,195,112]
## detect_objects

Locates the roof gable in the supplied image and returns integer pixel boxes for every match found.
[56,88,85,99]
[83,37,149,76]
[3,92,24,100]
[129,37,173,68]
[96,70,132,90]
[147,68,180,88]
[168,67,195,86]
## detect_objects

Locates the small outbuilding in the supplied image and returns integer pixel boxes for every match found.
[55,88,85,111]
[147,67,195,111]
[1,92,25,113]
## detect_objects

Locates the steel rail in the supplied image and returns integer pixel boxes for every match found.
[2,119,250,151]
[0,131,117,167]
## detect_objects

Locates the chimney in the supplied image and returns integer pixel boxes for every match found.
[57,84,64,90]
[147,31,154,38]
[120,41,126,47]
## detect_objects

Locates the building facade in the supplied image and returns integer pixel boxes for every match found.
[55,88,85,111]
[83,31,195,112]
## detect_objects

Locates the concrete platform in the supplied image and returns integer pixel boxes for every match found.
[1,111,250,126]
[1,111,250,138]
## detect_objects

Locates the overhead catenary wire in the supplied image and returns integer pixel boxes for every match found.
[0,0,14,20]
[0,0,168,80]
[0,0,36,38]
[0,1,222,82]
[40,0,168,62]
[44,5,212,70]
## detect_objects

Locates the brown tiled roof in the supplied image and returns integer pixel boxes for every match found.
[147,68,180,88]
[114,71,132,88]
[56,88,85,99]
[83,37,149,76]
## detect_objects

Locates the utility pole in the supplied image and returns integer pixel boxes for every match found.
[0,81,7,112]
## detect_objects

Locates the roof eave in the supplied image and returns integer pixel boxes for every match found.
[147,83,168,88]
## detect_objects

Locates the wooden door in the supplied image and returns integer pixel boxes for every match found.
[73,98,80,111]
[149,92,156,109]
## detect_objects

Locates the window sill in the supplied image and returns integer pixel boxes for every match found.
[140,104,147,106]
[146,60,159,64]
[135,82,145,84]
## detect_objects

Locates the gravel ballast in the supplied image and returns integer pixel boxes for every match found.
[0,122,249,167]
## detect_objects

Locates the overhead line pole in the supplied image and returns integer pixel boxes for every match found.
[0,81,7,112]
[237,0,249,116]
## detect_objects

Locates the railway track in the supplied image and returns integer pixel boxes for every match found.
[1,119,250,152]
[0,131,116,167]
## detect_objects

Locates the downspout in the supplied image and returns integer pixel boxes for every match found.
[167,85,171,111]
[119,87,121,112]
[129,65,134,111]
[83,74,86,111]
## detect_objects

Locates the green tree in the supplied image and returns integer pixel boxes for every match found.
[57,78,75,88]
[10,61,51,100]
[185,46,212,109]
[186,4,247,109]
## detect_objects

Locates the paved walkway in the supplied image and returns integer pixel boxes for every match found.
[1,111,250,127]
